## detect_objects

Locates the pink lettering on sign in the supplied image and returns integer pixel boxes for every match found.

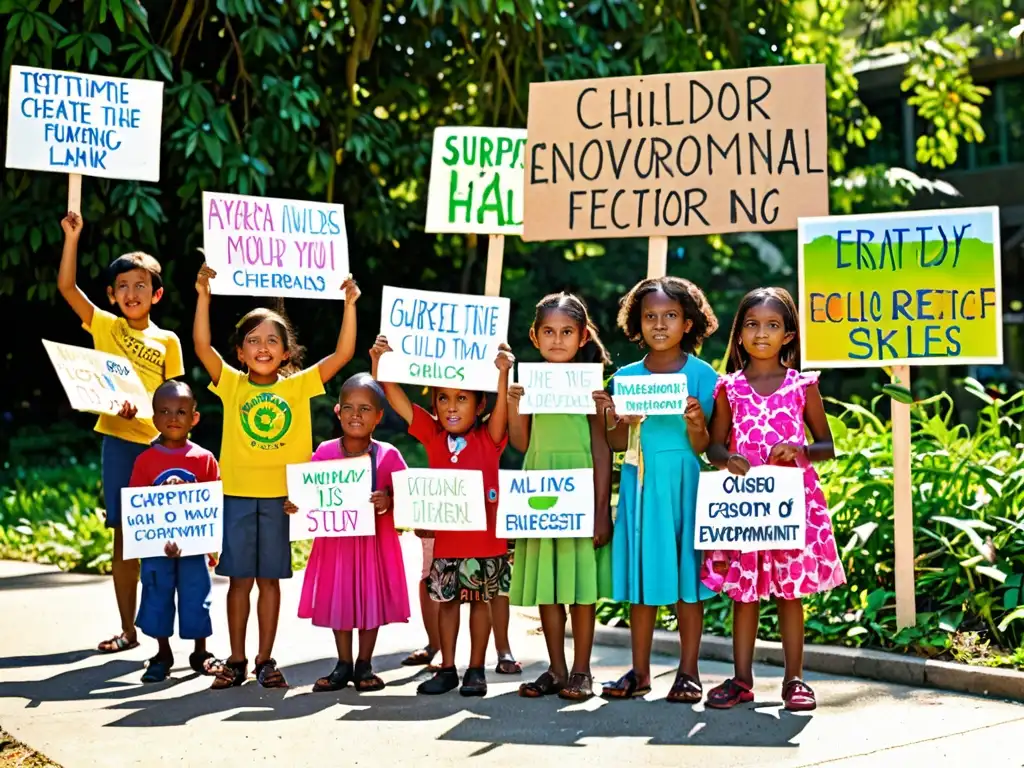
[227,235,286,267]
[207,198,276,231]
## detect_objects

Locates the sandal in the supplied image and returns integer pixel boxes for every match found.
[354,660,386,692]
[254,658,289,689]
[782,678,816,712]
[558,672,594,702]
[666,671,703,704]
[495,653,522,675]
[706,678,754,709]
[209,658,247,690]
[601,670,651,700]
[460,666,488,697]
[97,633,139,654]
[518,670,565,698]
[401,646,437,667]
[141,656,172,684]
[313,660,353,692]
[189,651,215,676]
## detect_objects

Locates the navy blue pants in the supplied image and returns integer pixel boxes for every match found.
[136,555,213,639]
[101,435,149,528]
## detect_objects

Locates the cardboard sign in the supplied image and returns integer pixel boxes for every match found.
[612,374,689,416]
[42,340,153,419]
[694,467,806,552]
[392,469,486,531]
[201,192,350,300]
[497,469,594,538]
[522,65,828,241]
[5,66,163,181]
[377,286,511,392]
[517,363,603,415]
[286,456,374,540]
[799,207,1003,368]
[121,481,223,559]
[425,127,526,235]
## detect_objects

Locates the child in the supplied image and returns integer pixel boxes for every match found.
[593,276,718,702]
[193,263,360,689]
[507,293,614,701]
[400,534,441,670]
[702,287,846,712]
[129,381,220,682]
[370,335,512,697]
[57,212,185,655]
[293,373,410,692]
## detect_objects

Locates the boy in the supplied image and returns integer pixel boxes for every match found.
[129,380,219,682]
[58,212,185,654]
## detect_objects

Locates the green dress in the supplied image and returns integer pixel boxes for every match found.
[507,413,613,606]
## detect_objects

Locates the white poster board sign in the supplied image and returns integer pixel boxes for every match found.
[286,456,374,540]
[425,127,526,235]
[377,286,510,392]
[497,469,594,538]
[201,192,350,300]
[392,469,487,531]
[694,467,806,552]
[121,481,224,559]
[42,340,154,419]
[517,363,602,415]
[6,66,164,181]
[612,374,689,416]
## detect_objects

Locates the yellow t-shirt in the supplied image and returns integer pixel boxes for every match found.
[211,365,325,498]
[84,308,185,445]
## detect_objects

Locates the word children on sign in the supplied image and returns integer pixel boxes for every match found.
[497,469,595,538]
[799,207,1003,367]
[121,481,224,559]
[42,340,153,419]
[286,456,374,540]
[392,469,487,531]
[694,467,806,552]
[6,66,164,181]
[522,65,828,241]
[517,363,603,415]
[377,286,511,391]
[426,127,527,235]
[202,192,351,300]
[612,373,689,416]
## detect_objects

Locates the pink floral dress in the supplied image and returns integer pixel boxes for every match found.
[701,369,846,603]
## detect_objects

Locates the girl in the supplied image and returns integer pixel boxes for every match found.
[193,263,359,689]
[370,335,513,697]
[702,287,846,712]
[293,373,410,693]
[593,276,719,703]
[507,293,613,701]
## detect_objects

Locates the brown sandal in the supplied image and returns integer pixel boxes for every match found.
[209,658,247,689]
[254,658,288,689]
[666,671,703,703]
[518,670,564,698]
[97,633,139,654]
[558,672,594,701]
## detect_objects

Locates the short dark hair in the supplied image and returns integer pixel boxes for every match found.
[533,292,612,367]
[726,287,801,373]
[108,252,163,291]
[616,276,718,353]
[153,379,195,406]
[231,306,305,375]
[339,373,386,409]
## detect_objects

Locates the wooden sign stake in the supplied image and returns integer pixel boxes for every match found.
[647,236,668,279]
[68,173,82,215]
[484,234,505,297]
[891,364,916,628]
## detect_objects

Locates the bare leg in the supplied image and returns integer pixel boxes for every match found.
[676,600,705,682]
[111,528,139,642]
[438,600,460,668]
[469,602,492,668]
[254,577,281,664]
[538,604,568,679]
[490,595,513,656]
[568,604,596,675]
[226,577,254,662]
[357,629,379,662]
[155,636,173,662]
[628,604,656,687]
[732,601,760,686]
[192,638,207,655]
[421,580,440,649]
[776,598,805,683]
[334,630,354,663]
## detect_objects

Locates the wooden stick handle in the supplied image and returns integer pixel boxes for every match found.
[67,174,82,215]
[891,364,916,629]
[484,234,504,297]
[647,236,668,278]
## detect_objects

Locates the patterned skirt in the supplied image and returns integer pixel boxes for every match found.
[427,554,512,603]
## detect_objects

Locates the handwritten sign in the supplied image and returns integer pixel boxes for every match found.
[202,192,350,300]
[42,340,154,419]
[612,374,689,416]
[522,65,828,241]
[121,481,223,559]
[286,456,374,540]
[425,127,526,235]
[5,66,163,181]
[694,467,806,552]
[392,469,486,531]
[377,286,511,392]
[516,363,602,415]
[497,469,594,538]
[799,207,1003,368]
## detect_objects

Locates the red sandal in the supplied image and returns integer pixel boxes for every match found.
[782,678,816,711]
[705,678,754,709]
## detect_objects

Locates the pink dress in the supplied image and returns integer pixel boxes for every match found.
[701,369,846,602]
[298,439,411,630]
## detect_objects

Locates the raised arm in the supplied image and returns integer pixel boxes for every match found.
[57,212,97,326]
[506,382,531,453]
[370,335,413,424]
[317,277,360,383]
[193,263,224,385]
[488,343,513,445]
[589,412,613,547]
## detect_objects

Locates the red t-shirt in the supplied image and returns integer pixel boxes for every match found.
[408,405,507,559]
[130,441,221,488]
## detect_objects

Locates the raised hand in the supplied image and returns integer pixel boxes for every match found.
[342,275,361,303]
[117,401,138,421]
[507,383,525,409]
[61,212,83,241]
[369,335,393,362]
[495,342,515,372]
[196,263,217,296]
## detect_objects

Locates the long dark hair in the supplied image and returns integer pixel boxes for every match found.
[231,304,305,376]
[725,287,800,373]
[616,276,718,353]
[532,292,612,367]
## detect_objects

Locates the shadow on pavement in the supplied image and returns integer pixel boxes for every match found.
[0,649,100,670]
[0,570,105,592]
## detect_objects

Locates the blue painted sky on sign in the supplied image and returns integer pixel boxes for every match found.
[803,210,995,244]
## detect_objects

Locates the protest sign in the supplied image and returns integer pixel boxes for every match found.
[426,127,526,235]
[497,469,594,538]
[202,192,350,300]
[42,340,153,419]
[799,207,1003,368]
[376,286,511,391]
[121,481,223,559]
[286,456,375,540]
[392,469,486,531]
[522,65,828,241]
[694,467,806,552]
[5,66,164,181]
[517,363,603,415]
[612,374,689,416]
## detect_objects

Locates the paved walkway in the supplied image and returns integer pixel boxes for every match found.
[2,535,1023,767]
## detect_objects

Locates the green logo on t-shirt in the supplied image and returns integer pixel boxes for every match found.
[240,392,293,445]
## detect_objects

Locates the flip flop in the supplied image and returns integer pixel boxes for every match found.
[518,671,565,698]
[558,672,594,702]
[666,671,703,704]
[601,670,651,699]
[401,646,437,667]
[495,653,522,675]
[97,633,139,654]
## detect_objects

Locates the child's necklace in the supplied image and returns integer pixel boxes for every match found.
[447,434,468,464]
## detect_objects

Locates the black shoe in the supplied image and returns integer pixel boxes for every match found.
[313,660,353,692]
[460,666,487,697]
[417,666,460,695]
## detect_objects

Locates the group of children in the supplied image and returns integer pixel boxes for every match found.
[57,209,845,711]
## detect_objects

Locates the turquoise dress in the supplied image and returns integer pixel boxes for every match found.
[610,356,718,606]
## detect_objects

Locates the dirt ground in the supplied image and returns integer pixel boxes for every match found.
[0,728,61,768]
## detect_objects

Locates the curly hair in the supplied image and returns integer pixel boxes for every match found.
[725,287,800,373]
[533,292,612,367]
[616,276,718,353]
